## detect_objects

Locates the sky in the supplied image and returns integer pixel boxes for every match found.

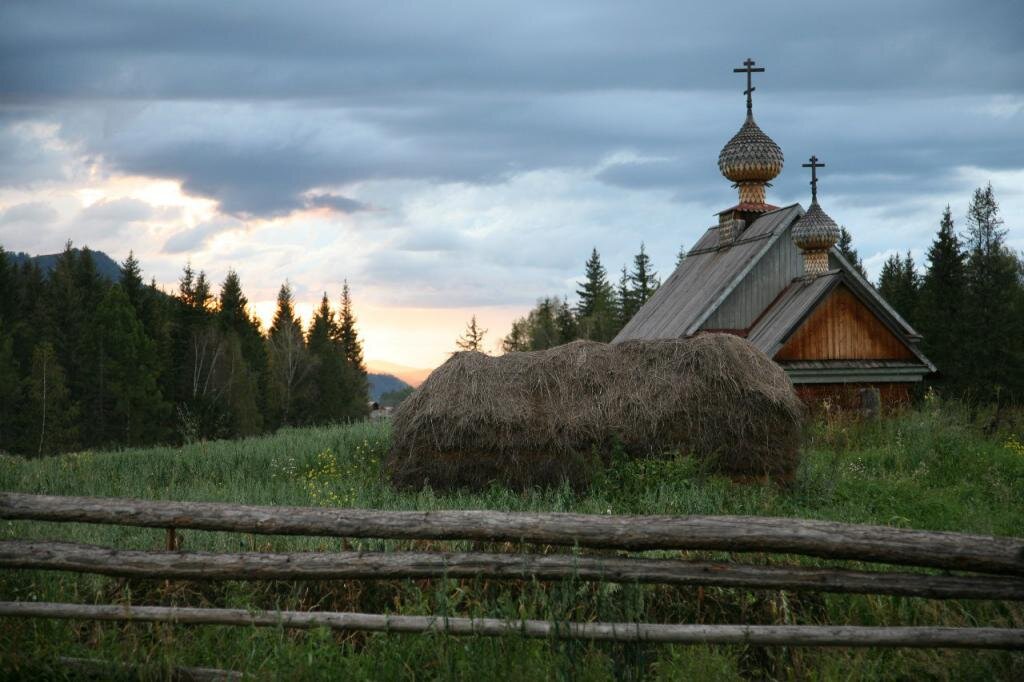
[1,1,1022,370]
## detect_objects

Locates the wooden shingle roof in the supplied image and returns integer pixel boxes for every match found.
[613,204,803,342]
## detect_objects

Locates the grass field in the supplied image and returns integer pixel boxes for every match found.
[1,400,1023,680]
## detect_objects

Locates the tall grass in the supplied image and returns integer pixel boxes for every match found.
[1,401,1023,680]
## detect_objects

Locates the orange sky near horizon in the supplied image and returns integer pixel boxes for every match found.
[251,299,526,372]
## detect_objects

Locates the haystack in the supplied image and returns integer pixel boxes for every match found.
[387,333,803,490]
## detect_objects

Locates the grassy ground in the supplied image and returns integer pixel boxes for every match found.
[1,400,1023,680]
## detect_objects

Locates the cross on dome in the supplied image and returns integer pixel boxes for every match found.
[802,155,826,203]
[733,58,765,115]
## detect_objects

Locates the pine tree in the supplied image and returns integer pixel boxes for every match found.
[526,298,560,350]
[91,284,167,445]
[628,242,659,308]
[962,184,1022,402]
[120,251,144,314]
[335,282,369,420]
[218,269,269,431]
[0,324,21,451]
[878,251,919,325]
[576,249,611,318]
[336,281,366,374]
[456,315,487,352]
[837,227,867,278]
[266,282,312,426]
[575,248,617,342]
[24,341,78,456]
[502,319,529,353]
[305,293,349,423]
[554,297,578,344]
[616,266,636,328]
[917,206,967,394]
[676,243,687,268]
[270,281,300,336]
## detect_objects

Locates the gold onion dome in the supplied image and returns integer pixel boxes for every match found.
[717,113,785,184]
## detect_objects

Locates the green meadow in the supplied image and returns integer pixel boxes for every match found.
[1,400,1023,680]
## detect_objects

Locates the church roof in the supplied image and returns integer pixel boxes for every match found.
[613,204,932,373]
[612,204,802,341]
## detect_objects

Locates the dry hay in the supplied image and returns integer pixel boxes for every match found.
[387,333,804,490]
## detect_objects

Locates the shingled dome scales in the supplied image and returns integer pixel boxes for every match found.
[718,59,784,209]
[792,155,841,277]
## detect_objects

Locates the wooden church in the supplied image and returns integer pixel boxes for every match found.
[613,60,935,406]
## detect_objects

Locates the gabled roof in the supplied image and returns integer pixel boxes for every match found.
[746,270,937,372]
[612,204,803,342]
[746,271,841,354]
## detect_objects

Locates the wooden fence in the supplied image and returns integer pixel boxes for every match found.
[1,491,1023,651]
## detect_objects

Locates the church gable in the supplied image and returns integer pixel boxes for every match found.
[774,284,916,362]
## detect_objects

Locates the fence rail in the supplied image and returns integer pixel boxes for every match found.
[3,540,1023,601]
[3,492,1023,575]
[2,602,1022,649]
[2,492,1023,651]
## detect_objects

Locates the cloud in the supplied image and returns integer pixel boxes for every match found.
[0,201,59,225]
[305,193,370,214]
[162,217,243,254]
[79,197,154,223]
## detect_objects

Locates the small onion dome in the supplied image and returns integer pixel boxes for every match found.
[792,200,840,251]
[717,114,784,183]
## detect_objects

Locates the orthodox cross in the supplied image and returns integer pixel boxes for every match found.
[733,58,765,114]
[802,155,825,202]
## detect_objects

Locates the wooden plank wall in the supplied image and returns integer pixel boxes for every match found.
[776,285,915,361]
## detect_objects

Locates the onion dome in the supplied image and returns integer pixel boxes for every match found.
[792,200,840,252]
[792,155,839,276]
[717,114,784,185]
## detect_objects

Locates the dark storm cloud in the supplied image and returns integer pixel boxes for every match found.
[2,1,1022,99]
[0,0,1022,221]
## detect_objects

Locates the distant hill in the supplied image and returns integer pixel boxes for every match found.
[368,373,412,401]
[7,248,122,282]
[366,360,434,388]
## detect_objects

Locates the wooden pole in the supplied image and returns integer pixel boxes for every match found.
[2,602,1022,649]
[2,492,1022,575]
[3,540,1023,601]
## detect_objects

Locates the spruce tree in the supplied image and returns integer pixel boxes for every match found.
[877,251,919,325]
[676,243,687,268]
[527,298,560,350]
[24,341,78,456]
[0,325,21,451]
[575,248,617,341]
[616,266,636,328]
[120,251,144,314]
[91,284,167,445]
[334,282,369,419]
[837,226,867,278]
[336,281,366,374]
[917,206,966,394]
[962,184,1022,402]
[456,315,487,352]
[628,242,659,308]
[305,293,349,423]
[218,269,269,430]
[267,281,312,426]
[502,319,529,353]
[555,297,578,344]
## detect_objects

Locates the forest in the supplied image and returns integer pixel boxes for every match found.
[0,246,369,456]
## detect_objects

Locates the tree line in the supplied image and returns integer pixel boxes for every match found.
[874,184,1024,404]
[0,244,369,456]
[496,243,662,352]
